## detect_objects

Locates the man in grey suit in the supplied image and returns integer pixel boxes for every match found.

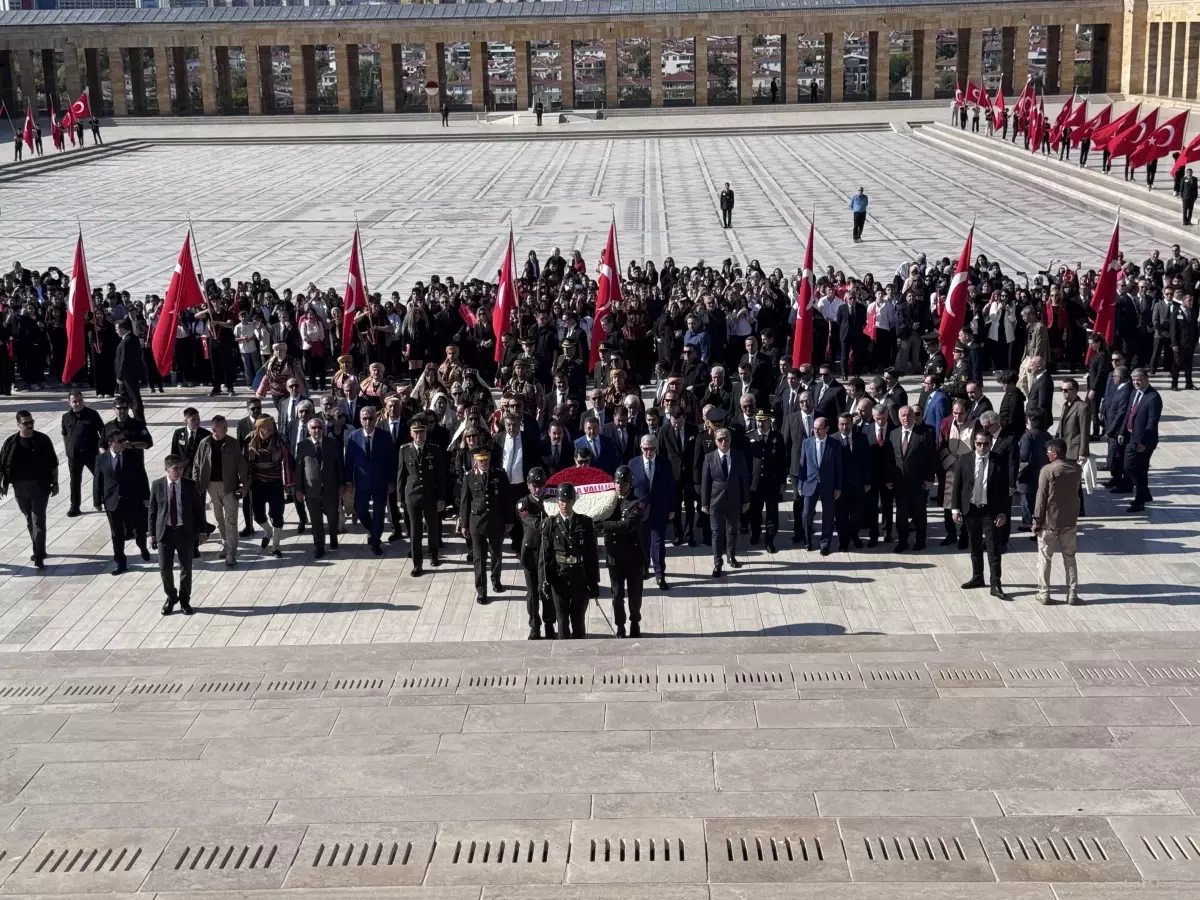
[148,454,206,616]
[700,427,750,577]
[294,417,345,559]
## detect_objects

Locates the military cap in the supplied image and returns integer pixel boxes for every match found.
[614,465,633,485]
[558,483,577,501]
[472,449,491,461]
[705,407,727,424]
[409,421,426,432]
[755,409,773,421]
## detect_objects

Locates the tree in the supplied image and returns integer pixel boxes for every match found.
[890,50,912,92]
[631,46,651,79]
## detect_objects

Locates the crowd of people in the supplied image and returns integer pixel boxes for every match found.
[0,239,1181,635]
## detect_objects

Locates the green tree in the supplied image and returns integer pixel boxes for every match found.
[632,47,650,79]
[890,50,912,89]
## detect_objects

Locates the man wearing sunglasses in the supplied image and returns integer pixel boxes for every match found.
[951,429,1010,600]
[700,426,750,578]
[0,410,59,569]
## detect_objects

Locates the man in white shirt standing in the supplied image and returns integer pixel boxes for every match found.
[951,430,1010,600]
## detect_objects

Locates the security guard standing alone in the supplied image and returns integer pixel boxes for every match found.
[599,466,646,638]
[746,409,787,553]
[399,421,447,576]
[539,482,600,639]
[459,448,511,604]
[515,467,555,640]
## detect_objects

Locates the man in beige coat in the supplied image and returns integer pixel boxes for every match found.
[1057,377,1090,515]
[193,415,249,567]
[1033,438,1082,605]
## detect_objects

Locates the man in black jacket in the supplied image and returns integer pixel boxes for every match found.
[93,430,151,575]
[659,405,698,546]
[719,182,735,228]
[398,421,447,575]
[0,410,59,569]
[62,390,105,516]
[114,318,145,422]
[952,429,1011,600]
[887,404,937,552]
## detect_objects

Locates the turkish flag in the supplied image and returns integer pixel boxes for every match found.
[864,304,878,341]
[965,80,982,106]
[70,90,92,121]
[49,103,61,149]
[791,220,816,369]
[1108,107,1160,160]
[589,219,622,373]
[1028,100,1046,155]
[1049,91,1075,147]
[1090,218,1120,350]
[151,231,206,377]
[1014,81,1035,118]
[1091,103,1141,150]
[1128,110,1188,169]
[62,231,91,384]
[992,86,1006,131]
[938,225,974,362]
[22,103,34,150]
[491,228,517,364]
[61,107,76,146]
[1172,132,1200,176]
[1073,103,1111,146]
[341,226,368,356]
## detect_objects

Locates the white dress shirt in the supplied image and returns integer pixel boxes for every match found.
[503,434,524,485]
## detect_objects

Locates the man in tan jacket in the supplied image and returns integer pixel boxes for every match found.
[1033,438,1082,605]
[193,415,249,567]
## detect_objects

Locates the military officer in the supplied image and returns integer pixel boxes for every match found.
[515,467,555,640]
[539,482,600,639]
[458,448,511,604]
[923,334,948,379]
[599,466,646,638]
[398,420,447,576]
[944,344,970,400]
[746,409,787,553]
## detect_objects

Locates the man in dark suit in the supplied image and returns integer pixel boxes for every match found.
[170,407,212,480]
[92,430,150,575]
[631,434,675,590]
[796,416,843,554]
[114,317,145,422]
[541,420,572,475]
[783,391,816,541]
[739,334,774,396]
[952,429,1011,599]
[745,409,787,553]
[965,381,993,421]
[398,420,447,575]
[1102,366,1133,491]
[700,427,749,576]
[344,406,397,555]
[236,397,263,537]
[887,404,938,552]
[719,182,735,228]
[294,416,345,559]
[859,404,894,545]
[1025,356,1054,419]
[834,413,871,551]
[148,454,205,615]
[774,368,805,422]
[1123,367,1163,513]
[602,405,638,466]
[812,365,847,424]
[574,416,618,475]
[881,369,908,427]
[659,406,698,546]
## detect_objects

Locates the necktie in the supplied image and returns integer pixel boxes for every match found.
[790,390,796,409]
[366,434,372,457]
[877,426,884,446]
[114,454,121,475]
[1127,391,1142,430]
[314,441,322,463]
[720,454,729,478]
[647,460,654,485]
[553,444,559,466]
[590,439,596,456]
[168,481,178,527]
[817,440,823,467]
[902,430,910,454]
[973,456,986,506]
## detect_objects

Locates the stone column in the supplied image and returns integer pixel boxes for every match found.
[128,49,147,115]
[969,27,983,89]
[289,45,306,114]
[914,28,935,99]
[215,46,233,113]
[1186,22,1200,99]
[956,27,970,89]
[1173,22,1188,97]
[826,32,843,102]
[738,34,754,104]
[778,32,789,102]
[243,44,262,115]
[869,30,889,101]
[515,39,531,110]
[109,48,127,116]
[1061,22,1077,93]
[426,41,445,110]
[258,45,276,114]
[199,46,216,114]
[605,39,618,108]
[1123,0,1148,95]
[40,49,57,112]
[64,43,81,98]
[1013,26,1029,91]
[172,47,189,113]
[1145,24,1159,94]
[379,42,397,113]
[1159,23,1173,97]
[1106,21,1123,93]
[84,48,103,108]
[302,46,318,112]
[337,44,358,113]
[560,38,574,109]
[695,34,708,106]
[0,51,15,115]
[470,41,486,111]
[17,50,35,111]
[153,47,172,115]
[650,35,663,106]
[1045,25,1061,94]
[1000,26,1015,94]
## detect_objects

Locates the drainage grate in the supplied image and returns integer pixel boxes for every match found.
[1133,662,1200,686]
[0,682,57,705]
[425,822,569,885]
[840,818,993,882]
[705,818,849,883]
[566,819,707,883]
[5,828,173,894]
[48,678,132,704]
[928,665,1002,686]
[391,673,459,695]
[657,667,726,690]
[120,676,197,702]
[458,672,527,694]
[144,826,304,891]
[593,668,657,691]
[1067,662,1145,687]
[791,665,862,688]
[728,667,796,689]
[976,816,1140,882]
[185,675,265,701]
[527,669,595,693]
[322,674,396,697]
[859,667,931,687]
[283,824,436,888]
[254,677,328,700]
[1000,664,1072,685]
[1108,816,1200,881]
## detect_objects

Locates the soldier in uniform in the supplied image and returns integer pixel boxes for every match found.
[745,409,787,553]
[515,467,555,640]
[599,466,646,638]
[539,482,600,639]
[554,337,587,396]
[923,334,948,379]
[944,343,971,401]
[399,421,447,576]
[691,406,722,544]
[458,448,511,604]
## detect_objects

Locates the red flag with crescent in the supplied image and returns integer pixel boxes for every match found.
[151,231,206,377]
[938,225,974,362]
[1090,218,1120,350]
[492,228,517,364]
[589,219,622,373]
[341,226,368,356]
[1091,103,1142,150]
[1128,110,1188,169]
[1073,103,1111,146]
[62,231,91,383]
[791,220,816,369]
[1108,107,1160,160]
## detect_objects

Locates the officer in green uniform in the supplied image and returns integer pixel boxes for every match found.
[746,409,787,553]
[398,420,447,576]
[598,465,646,638]
[923,333,948,379]
[944,344,970,401]
[515,467,555,640]
[539,482,600,639]
[458,448,511,604]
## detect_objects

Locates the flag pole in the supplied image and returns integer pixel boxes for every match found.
[0,101,13,141]
[186,214,206,286]
[353,212,369,297]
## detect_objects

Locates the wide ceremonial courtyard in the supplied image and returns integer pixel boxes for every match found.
[2,113,1200,899]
